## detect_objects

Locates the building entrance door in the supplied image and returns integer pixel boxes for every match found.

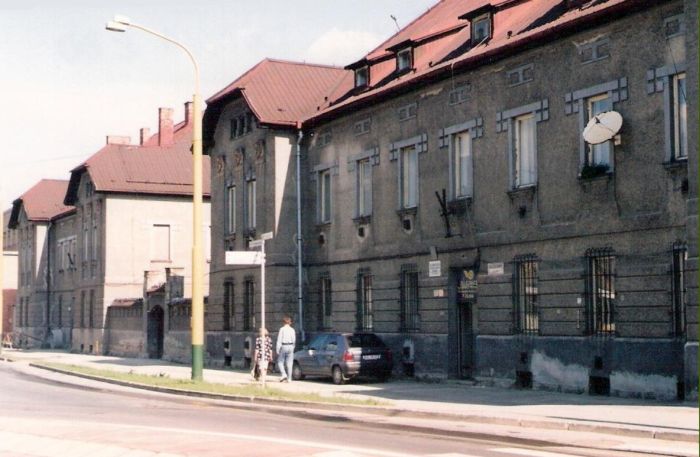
[455,268,477,379]
[147,305,164,359]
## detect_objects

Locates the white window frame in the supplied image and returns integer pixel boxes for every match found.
[318,169,332,224]
[245,178,256,231]
[671,72,687,161]
[397,48,412,71]
[226,184,236,235]
[357,158,372,217]
[513,113,537,188]
[585,93,613,169]
[355,66,369,88]
[451,130,473,199]
[471,14,491,43]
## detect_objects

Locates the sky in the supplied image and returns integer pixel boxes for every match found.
[0,0,436,209]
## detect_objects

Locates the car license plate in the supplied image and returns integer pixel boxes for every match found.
[362,354,380,360]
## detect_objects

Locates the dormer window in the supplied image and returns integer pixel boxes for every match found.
[397,48,413,72]
[355,66,369,88]
[471,14,491,43]
[459,4,496,44]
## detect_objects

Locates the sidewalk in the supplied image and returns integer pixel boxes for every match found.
[3,349,698,456]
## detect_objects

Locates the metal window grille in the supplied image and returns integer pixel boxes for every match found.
[80,291,86,328]
[319,276,332,330]
[88,290,95,328]
[513,254,538,334]
[223,281,233,331]
[671,241,687,337]
[585,248,615,335]
[243,279,255,331]
[356,270,373,331]
[400,265,420,332]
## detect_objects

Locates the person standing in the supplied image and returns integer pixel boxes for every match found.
[276,316,296,382]
[251,327,273,381]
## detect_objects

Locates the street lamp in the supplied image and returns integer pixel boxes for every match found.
[106,15,205,381]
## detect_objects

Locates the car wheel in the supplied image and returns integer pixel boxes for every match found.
[332,365,345,385]
[292,362,304,380]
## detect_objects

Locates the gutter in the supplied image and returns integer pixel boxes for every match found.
[295,126,305,342]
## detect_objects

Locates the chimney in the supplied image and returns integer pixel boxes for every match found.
[106,135,130,145]
[140,127,151,146]
[158,107,174,146]
[184,101,193,125]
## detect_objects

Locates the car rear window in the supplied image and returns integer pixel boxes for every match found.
[347,333,386,348]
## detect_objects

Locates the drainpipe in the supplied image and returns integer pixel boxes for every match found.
[45,221,52,346]
[295,126,305,342]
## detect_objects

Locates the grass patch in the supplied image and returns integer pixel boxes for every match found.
[36,362,388,407]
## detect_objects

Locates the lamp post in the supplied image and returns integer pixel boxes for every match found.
[106,16,205,381]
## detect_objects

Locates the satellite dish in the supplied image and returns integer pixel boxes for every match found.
[583,110,623,145]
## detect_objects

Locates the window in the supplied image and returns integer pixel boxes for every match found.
[356,270,373,331]
[356,158,372,217]
[245,179,256,231]
[151,224,171,262]
[671,73,687,160]
[319,276,332,330]
[353,118,371,136]
[585,248,615,335]
[448,82,471,105]
[88,289,95,328]
[452,130,473,199]
[246,113,254,133]
[507,64,534,87]
[82,205,90,262]
[318,169,332,224]
[513,255,538,334]
[243,279,255,331]
[80,290,86,328]
[355,66,369,88]
[580,38,610,64]
[671,242,687,337]
[91,201,99,268]
[400,145,418,209]
[57,295,63,327]
[400,265,420,332]
[513,113,537,188]
[223,281,234,331]
[585,94,613,169]
[472,14,491,42]
[226,185,236,234]
[398,103,417,121]
[230,118,238,139]
[397,48,412,71]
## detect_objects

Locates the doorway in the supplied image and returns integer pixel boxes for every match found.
[147,305,164,359]
[453,268,476,379]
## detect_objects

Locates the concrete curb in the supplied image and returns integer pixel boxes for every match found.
[28,362,698,444]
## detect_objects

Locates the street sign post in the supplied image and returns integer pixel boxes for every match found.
[225,231,273,386]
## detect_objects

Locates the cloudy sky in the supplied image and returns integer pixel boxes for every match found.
[0,0,435,209]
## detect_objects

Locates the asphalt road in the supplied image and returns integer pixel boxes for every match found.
[0,363,653,457]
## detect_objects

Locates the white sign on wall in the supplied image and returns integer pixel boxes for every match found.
[428,260,442,277]
[488,262,504,276]
[225,251,264,265]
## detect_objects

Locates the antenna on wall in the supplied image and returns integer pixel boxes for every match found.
[390,15,400,31]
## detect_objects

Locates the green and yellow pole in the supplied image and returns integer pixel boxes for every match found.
[191,90,204,381]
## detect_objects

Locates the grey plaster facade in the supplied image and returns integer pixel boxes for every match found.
[205,1,696,400]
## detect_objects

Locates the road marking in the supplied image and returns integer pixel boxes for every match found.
[0,430,184,457]
[491,448,582,457]
[0,418,412,457]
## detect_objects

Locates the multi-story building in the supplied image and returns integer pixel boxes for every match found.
[9,180,75,347]
[10,103,212,354]
[207,0,696,400]
[3,208,19,342]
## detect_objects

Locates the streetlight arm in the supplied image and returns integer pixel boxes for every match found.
[125,23,200,92]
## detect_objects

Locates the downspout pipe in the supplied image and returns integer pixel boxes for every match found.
[45,221,52,346]
[295,126,305,342]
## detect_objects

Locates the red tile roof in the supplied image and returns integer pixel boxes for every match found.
[206,58,352,127]
[310,0,638,122]
[9,179,74,228]
[65,117,210,205]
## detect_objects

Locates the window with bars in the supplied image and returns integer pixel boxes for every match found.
[356,270,373,331]
[80,290,86,328]
[319,276,332,330]
[223,280,234,331]
[88,289,95,328]
[400,265,420,332]
[513,255,539,334]
[585,248,615,335]
[243,278,255,331]
[671,242,687,337]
